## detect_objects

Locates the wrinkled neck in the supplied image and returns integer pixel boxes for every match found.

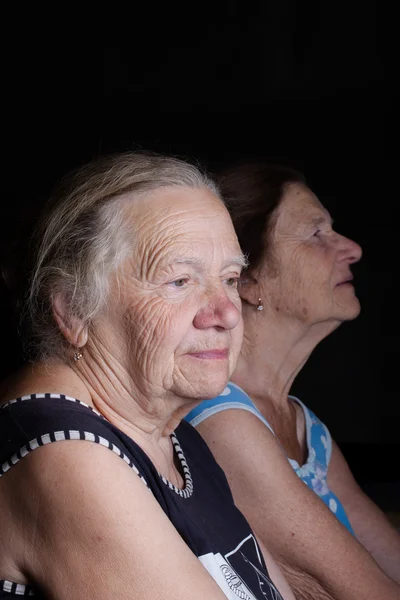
[232,303,336,409]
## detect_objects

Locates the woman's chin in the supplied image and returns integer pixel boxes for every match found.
[174,374,230,403]
[335,298,361,322]
[196,377,231,401]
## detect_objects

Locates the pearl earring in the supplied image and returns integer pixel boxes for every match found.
[73,349,84,361]
[257,298,264,311]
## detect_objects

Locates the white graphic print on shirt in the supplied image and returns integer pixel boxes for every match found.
[199,534,283,599]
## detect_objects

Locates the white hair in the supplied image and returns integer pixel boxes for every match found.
[22,152,220,361]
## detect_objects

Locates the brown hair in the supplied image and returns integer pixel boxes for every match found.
[218,163,305,271]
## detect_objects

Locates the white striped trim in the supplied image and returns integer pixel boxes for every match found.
[1,392,190,497]
[0,429,149,489]
[1,393,104,418]
[0,580,36,596]
[0,395,155,595]
[158,432,193,498]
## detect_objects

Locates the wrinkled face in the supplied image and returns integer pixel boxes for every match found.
[258,183,362,325]
[103,186,244,402]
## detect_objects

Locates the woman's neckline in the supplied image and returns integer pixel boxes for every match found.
[2,392,194,498]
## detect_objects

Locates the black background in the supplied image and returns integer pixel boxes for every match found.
[1,2,398,504]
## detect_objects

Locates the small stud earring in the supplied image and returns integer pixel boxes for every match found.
[73,349,84,362]
[257,298,264,311]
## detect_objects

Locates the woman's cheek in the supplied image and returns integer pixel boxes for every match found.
[122,297,166,346]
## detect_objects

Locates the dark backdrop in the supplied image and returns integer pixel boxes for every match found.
[1,2,398,505]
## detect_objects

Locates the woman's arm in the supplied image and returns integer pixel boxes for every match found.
[272,556,339,600]
[2,440,230,600]
[327,440,400,584]
[196,409,400,600]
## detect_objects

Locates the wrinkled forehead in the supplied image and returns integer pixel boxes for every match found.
[276,182,331,226]
[121,185,241,271]
[126,185,232,234]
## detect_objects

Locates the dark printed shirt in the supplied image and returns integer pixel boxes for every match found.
[0,394,283,599]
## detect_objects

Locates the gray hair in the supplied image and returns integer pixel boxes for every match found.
[22,152,220,361]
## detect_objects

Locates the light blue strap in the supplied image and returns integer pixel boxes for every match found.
[185,383,275,434]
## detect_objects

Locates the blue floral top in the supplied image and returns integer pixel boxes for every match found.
[186,382,354,534]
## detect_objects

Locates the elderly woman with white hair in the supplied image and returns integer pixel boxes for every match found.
[0,153,294,600]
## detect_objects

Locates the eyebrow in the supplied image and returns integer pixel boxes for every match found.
[173,254,249,269]
[226,254,249,269]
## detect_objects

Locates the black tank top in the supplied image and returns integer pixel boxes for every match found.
[0,393,283,599]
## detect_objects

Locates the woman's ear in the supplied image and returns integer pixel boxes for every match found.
[52,293,88,348]
[238,273,261,308]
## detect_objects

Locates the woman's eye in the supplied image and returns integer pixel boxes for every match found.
[171,278,188,287]
[225,277,239,288]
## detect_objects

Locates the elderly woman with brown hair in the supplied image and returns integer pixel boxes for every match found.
[186,163,400,600]
[0,153,295,600]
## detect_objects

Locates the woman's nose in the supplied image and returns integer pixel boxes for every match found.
[337,234,362,264]
[193,288,241,330]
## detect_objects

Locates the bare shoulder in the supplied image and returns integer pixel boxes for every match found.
[0,440,150,554]
[196,407,289,463]
[1,438,152,528]
[0,441,147,586]
[195,407,302,498]
[0,439,227,599]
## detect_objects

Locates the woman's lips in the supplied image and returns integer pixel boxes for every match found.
[336,276,354,287]
[188,349,229,359]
